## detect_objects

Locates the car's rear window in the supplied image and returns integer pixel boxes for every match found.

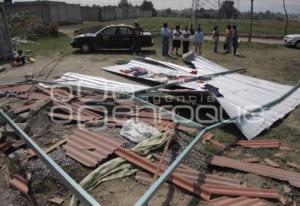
[120,27,132,35]
[102,27,116,35]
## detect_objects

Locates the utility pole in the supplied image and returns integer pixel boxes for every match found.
[248,0,254,43]
[0,6,12,59]
[218,0,221,23]
[283,0,288,35]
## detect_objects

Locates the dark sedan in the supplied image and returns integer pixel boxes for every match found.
[71,24,154,52]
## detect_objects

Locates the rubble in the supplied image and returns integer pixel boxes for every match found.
[48,197,64,205]
[0,55,298,206]
[9,175,29,195]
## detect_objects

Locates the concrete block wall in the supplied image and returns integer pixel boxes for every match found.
[5,1,82,24]
[0,7,12,59]
[81,6,100,21]
[100,7,116,21]
[101,7,152,21]
[66,4,82,23]
[5,2,152,24]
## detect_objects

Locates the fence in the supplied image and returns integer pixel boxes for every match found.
[5,1,152,24]
[5,1,82,24]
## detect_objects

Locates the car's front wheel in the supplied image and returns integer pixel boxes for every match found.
[295,41,300,49]
[80,44,91,53]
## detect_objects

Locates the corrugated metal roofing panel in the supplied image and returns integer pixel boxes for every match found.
[237,139,280,148]
[151,153,241,187]
[115,148,279,200]
[210,155,300,188]
[55,56,300,140]
[0,84,32,94]
[191,57,300,139]
[54,72,148,93]
[54,101,102,120]
[209,196,271,206]
[101,57,300,140]
[64,129,125,167]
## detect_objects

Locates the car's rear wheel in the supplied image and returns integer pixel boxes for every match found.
[80,44,91,53]
[295,41,300,49]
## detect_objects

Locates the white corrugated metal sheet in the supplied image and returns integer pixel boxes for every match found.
[191,56,300,139]
[54,72,148,93]
[100,57,300,139]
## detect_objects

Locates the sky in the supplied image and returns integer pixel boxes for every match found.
[12,0,300,14]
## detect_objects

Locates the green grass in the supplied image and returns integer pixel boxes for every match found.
[83,17,300,38]
[17,33,73,57]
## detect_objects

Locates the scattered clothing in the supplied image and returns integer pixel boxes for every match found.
[203,84,223,97]
[121,67,148,77]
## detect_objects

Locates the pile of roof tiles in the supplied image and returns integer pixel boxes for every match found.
[0,82,299,206]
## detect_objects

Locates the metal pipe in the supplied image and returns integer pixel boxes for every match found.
[0,110,101,206]
[134,81,300,206]
[133,68,246,96]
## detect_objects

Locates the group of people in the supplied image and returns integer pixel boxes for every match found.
[161,23,204,56]
[160,23,239,57]
[224,24,239,55]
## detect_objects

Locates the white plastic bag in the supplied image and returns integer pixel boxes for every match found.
[120,119,161,143]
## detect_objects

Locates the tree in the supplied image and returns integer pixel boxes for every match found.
[220,1,239,19]
[140,0,157,16]
[118,0,132,8]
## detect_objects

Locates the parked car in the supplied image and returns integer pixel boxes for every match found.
[283,34,300,48]
[71,24,153,52]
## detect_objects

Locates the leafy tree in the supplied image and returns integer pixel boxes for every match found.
[140,0,157,16]
[220,0,239,19]
[118,0,132,8]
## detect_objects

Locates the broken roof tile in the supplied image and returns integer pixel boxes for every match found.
[210,156,300,188]
[64,129,125,167]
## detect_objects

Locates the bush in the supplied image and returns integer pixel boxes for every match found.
[8,12,59,39]
[49,23,58,37]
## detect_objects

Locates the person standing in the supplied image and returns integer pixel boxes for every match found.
[193,26,204,56]
[161,23,171,56]
[232,25,239,55]
[182,26,191,54]
[172,25,182,56]
[189,24,195,35]
[212,26,219,53]
[132,21,143,54]
[224,24,232,53]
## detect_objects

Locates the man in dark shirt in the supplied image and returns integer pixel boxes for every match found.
[232,25,239,55]
[132,21,143,54]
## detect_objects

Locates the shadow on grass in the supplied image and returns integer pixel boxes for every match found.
[72,49,157,56]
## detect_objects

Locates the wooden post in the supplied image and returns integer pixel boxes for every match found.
[248,0,254,43]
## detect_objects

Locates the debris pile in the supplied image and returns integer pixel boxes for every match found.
[0,56,299,206]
